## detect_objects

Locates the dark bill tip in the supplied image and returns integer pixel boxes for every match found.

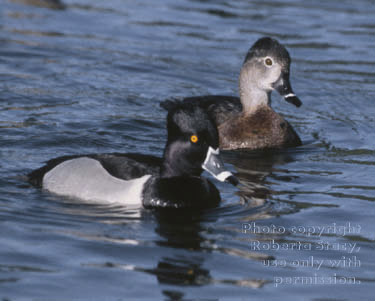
[225,175,239,186]
[284,94,302,107]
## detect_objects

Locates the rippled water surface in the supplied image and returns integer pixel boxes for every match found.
[1,0,375,299]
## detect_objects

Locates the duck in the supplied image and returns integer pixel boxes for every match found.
[27,102,238,209]
[161,37,302,151]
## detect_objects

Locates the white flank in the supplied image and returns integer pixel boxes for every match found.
[43,157,151,206]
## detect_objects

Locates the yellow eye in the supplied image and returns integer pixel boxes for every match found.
[265,58,273,66]
[190,135,198,143]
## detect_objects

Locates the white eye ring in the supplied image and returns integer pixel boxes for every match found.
[264,57,273,67]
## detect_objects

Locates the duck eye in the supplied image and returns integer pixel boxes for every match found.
[190,135,198,143]
[265,58,273,66]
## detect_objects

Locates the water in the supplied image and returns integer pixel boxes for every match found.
[1,0,375,299]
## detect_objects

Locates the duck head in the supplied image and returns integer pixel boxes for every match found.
[161,102,238,186]
[239,37,302,113]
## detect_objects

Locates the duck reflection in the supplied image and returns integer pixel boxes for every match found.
[144,214,211,299]
[10,0,66,9]
[145,212,267,299]
[223,148,298,205]
[154,211,208,250]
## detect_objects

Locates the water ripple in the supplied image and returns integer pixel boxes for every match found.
[2,0,375,299]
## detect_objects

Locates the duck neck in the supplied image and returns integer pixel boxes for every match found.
[239,68,271,115]
[160,159,183,178]
[160,141,201,179]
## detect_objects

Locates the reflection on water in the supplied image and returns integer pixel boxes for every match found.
[10,0,65,10]
[1,0,375,299]
[80,209,268,300]
[224,149,296,202]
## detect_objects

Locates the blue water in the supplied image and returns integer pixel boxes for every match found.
[1,0,375,299]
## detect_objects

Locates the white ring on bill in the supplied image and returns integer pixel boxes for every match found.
[284,93,296,98]
[215,171,233,182]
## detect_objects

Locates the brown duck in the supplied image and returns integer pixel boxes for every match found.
[161,37,302,150]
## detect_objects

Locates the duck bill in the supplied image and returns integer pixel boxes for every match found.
[274,72,302,108]
[202,147,239,186]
